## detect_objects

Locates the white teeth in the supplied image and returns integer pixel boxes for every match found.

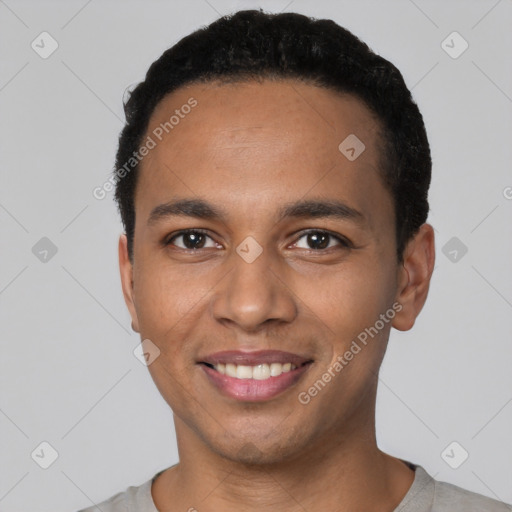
[236,365,253,379]
[252,364,270,380]
[225,363,237,378]
[213,362,298,380]
[270,362,282,376]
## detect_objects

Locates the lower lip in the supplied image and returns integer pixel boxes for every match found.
[200,363,312,402]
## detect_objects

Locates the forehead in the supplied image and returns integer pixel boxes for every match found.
[146,79,383,156]
[135,79,390,228]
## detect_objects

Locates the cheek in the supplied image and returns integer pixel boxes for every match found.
[137,266,203,408]
[133,263,202,357]
[136,251,201,315]
[297,259,395,338]
[336,269,397,373]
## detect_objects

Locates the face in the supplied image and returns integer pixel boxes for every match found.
[119,79,433,465]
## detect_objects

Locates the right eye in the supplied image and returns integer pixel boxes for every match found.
[164,229,220,251]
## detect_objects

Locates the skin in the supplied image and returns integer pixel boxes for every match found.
[119,79,435,511]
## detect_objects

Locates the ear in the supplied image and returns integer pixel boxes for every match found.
[392,223,435,331]
[118,234,140,333]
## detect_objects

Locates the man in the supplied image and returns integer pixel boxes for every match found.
[80,9,511,512]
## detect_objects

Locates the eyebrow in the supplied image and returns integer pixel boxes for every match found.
[147,198,365,226]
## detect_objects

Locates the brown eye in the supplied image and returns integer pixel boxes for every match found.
[294,230,351,251]
[166,229,217,250]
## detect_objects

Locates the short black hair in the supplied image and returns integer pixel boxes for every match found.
[114,9,431,264]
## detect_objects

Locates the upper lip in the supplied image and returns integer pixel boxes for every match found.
[199,350,313,367]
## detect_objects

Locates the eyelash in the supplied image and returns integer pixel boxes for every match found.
[164,228,353,252]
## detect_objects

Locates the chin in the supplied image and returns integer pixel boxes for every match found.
[209,432,307,467]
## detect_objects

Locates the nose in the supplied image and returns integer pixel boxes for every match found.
[210,245,297,333]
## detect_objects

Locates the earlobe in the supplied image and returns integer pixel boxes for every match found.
[392,223,435,332]
[118,234,140,333]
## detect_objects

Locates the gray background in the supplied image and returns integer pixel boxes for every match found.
[1,0,511,510]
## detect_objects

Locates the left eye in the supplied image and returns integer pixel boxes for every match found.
[293,230,351,251]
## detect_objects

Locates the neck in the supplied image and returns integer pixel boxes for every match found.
[152,391,414,511]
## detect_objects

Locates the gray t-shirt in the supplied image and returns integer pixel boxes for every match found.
[77,460,512,511]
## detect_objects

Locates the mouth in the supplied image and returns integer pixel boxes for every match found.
[198,350,314,402]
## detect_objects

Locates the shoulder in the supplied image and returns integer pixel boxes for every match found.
[432,477,512,512]
[76,488,127,512]
[398,462,511,512]
[75,476,158,512]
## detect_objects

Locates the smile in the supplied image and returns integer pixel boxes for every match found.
[208,362,297,380]
[198,350,313,401]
